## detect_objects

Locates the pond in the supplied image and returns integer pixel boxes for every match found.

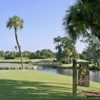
[38,67,100,83]
[0,63,100,83]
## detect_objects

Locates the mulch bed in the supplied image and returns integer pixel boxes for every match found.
[82,91,100,97]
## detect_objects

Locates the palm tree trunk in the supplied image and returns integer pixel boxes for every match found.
[14,28,24,69]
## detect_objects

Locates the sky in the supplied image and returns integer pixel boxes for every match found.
[0,0,86,53]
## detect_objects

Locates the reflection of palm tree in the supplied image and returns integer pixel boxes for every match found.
[7,15,24,69]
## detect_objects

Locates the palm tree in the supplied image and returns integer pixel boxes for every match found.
[7,15,24,69]
[63,0,100,42]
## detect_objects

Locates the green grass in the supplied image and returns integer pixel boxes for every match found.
[61,64,72,67]
[0,70,100,100]
[77,59,90,62]
[0,58,55,63]
[61,59,89,68]
[0,58,56,69]
[0,58,90,68]
[0,64,33,69]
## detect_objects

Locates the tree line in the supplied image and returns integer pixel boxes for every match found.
[0,49,55,59]
[0,36,79,64]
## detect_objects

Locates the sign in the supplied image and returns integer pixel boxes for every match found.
[78,66,90,87]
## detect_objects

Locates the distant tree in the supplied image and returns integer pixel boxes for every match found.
[54,36,78,64]
[22,51,30,58]
[7,15,24,69]
[54,36,62,63]
[35,50,41,58]
[0,50,5,58]
[29,52,37,59]
[82,35,100,67]
[5,51,15,59]
[40,49,55,58]
[29,49,55,59]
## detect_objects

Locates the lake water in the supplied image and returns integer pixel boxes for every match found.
[38,67,100,83]
[0,63,100,83]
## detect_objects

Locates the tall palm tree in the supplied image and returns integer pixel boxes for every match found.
[7,15,24,69]
[63,0,100,42]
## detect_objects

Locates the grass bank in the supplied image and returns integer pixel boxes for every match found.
[0,58,79,68]
[0,70,99,100]
[0,58,55,69]
[0,58,55,63]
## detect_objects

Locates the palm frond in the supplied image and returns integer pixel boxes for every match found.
[6,15,23,30]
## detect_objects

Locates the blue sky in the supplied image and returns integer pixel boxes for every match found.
[0,0,85,53]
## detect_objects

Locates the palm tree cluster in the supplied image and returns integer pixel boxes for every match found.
[63,0,100,42]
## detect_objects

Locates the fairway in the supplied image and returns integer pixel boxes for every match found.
[0,70,99,100]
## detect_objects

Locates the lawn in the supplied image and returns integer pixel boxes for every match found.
[0,58,56,69]
[0,58,55,63]
[0,58,92,69]
[0,70,99,100]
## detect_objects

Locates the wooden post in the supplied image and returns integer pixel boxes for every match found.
[72,59,77,100]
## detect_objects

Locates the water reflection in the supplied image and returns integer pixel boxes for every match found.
[90,71,100,83]
[38,67,100,83]
[57,68,72,76]
[0,63,100,83]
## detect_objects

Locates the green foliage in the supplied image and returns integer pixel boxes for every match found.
[40,49,54,58]
[29,49,55,59]
[5,51,15,59]
[7,15,24,69]
[0,49,55,60]
[54,36,78,64]
[6,15,23,30]
[0,50,5,58]
[29,52,38,59]
[81,35,100,68]
[5,56,15,59]
[22,51,30,57]
[63,0,100,42]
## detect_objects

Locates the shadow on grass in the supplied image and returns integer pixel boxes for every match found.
[0,79,71,100]
[0,79,99,100]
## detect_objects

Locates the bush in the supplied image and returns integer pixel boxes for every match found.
[5,56,15,59]
[61,60,69,64]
